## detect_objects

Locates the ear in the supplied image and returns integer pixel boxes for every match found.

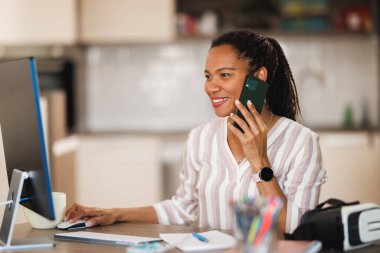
[254,67,268,82]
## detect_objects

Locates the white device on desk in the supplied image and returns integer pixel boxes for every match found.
[57,220,86,230]
[54,231,160,246]
[341,203,380,251]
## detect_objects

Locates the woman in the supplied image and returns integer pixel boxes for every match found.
[65,30,326,234]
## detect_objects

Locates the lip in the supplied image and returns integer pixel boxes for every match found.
[211,97,229,107]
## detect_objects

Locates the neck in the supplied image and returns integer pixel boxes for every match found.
[260,105,273,128]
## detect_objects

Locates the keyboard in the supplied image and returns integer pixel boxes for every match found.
[54,231,161,246]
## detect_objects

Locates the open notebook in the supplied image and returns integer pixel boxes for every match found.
[54,231,160,246]
[160,230,237,251]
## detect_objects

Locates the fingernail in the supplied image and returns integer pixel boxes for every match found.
[230,113,234,116]
[85,221,93,227]
[247,100,252,105]
[235,100,241,105]
[64,217,68,222]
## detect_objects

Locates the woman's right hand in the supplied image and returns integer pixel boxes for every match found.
[64,203,119,227]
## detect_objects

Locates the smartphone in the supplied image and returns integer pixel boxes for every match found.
[233,75,269,132]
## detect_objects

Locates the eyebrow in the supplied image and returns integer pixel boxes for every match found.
[204,67,237,73]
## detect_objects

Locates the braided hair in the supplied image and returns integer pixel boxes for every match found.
[210,30,301,121]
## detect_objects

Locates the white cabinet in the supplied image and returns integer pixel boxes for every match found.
[0,0,77,46]
[319,132,380,204]
[79,0,176,43]
[75,135,163,208]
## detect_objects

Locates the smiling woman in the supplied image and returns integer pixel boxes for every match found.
[64,30,327,235]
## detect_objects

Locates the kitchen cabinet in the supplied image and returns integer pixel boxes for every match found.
[79,0,176,43]
[319,132,380,204]
[52,136,79,207]
[75,135,163,208]
[0,0,77,46]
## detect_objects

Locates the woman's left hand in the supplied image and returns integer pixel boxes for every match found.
[228,100,270,172]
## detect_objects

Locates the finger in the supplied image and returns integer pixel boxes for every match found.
[69,211,86,223]
[235,100,261,133]
[81,216,90,221]
[234,100,254,123]
[247,100,266,131]
[70,207,103,223]
[86,215,114,227]
[229,113,251,135]
[227,121,245,140]
[65,203,83,221]
[85,217,98,228]
[82,208,104,218]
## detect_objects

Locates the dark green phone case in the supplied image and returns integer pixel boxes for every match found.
[233,75,269,132]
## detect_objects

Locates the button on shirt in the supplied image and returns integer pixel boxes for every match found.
[153,117,327,233]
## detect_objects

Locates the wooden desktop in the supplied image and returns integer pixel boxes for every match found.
[11,223,380,253]
[13,222,208,253]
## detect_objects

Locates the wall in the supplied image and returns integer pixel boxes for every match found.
[81,35,379,133]
[278,35,379,129]
[83,40,214,132]
[319,132,380,204]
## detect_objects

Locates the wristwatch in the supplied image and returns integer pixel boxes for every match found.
[253,167,273,183]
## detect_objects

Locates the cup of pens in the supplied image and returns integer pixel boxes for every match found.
[232,196,283,253]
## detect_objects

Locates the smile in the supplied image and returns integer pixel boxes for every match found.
[211,97,229,107]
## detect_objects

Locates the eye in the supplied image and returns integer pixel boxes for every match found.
[204,74,212,81]
[221,73,232,78]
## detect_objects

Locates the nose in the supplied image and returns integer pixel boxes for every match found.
[205,78,221,93]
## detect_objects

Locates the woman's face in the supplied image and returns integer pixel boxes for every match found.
[204,45,250,117]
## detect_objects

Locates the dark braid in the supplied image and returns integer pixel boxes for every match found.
[210,30,301,121]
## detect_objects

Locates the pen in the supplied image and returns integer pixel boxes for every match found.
[192,232,209,243]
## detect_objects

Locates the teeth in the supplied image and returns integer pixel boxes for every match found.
[213,98,228,103]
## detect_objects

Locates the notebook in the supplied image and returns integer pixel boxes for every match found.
[54,231,161,246]
[159,230,237,251]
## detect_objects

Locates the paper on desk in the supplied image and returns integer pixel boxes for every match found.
[159,230,237,251]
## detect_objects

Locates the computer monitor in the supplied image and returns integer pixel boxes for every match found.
[0,58,55,250]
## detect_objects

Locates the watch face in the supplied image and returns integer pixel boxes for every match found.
[260,167,273,182]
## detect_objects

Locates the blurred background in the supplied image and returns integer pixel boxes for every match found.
[0,0,379,221]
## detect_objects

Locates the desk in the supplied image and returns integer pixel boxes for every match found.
[12,223,209,253]
[11,223,380,253]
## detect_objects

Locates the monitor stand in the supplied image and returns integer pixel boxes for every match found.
[0,169,54,251]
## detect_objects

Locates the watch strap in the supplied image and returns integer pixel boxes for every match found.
[253,171,263,182]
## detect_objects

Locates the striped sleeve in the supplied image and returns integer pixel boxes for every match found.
[284,131,327,233]
[153,129,199,226]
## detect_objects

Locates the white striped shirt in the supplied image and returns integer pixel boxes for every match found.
[153,116,327,233]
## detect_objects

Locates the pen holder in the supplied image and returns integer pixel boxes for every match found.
[232,196,282,253]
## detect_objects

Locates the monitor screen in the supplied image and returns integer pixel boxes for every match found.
[0,58,54,220]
